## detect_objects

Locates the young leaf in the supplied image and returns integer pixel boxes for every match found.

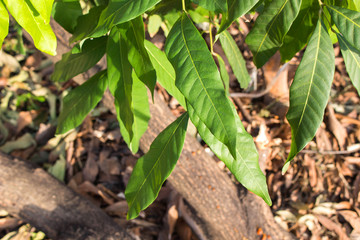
[215,53,230,94]
[245,0,302,68]
[326,5,360,50]
[218,0,259,34]
[3,0,57,55]
[117,17,157,94]
[125,112,189,219]
[0,0,9,47]
[52,0,83,33]
[337,34,360,95]
[52,36,107,82]
[187,102,272,206]
[219,30,250,88]
[107,26,135,141]
[29,0,54,23]
[118,72,150,154]
[279,0,319,62]
[165,13,238,159]
[144,40,187,108]
[56,70,107,135]
[191,0,227,13]
[285,19,335,173]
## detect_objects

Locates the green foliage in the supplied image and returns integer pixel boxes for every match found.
[215,53,230,94]
[52,0,83,33]
[0,1,9,48]
[125,113,189,219]
[191,0,227,13]
[29,0,54,23]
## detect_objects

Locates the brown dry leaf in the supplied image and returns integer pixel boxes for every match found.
[304,155,317,188]
[16,110,39,134]
[99,156,121,176]
[175,218,193,240]
[327,105,347,150]
[168,203,179,238]
[83,152,99,183]
[315,123,333,151]
[0,217,22,230]
[338,210,360,230]
[104,201,128,217]
[315,214,350,240]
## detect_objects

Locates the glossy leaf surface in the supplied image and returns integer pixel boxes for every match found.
[0,0,9,47]
[218,0,259,34]
[327,5,360,50]
[337,34,360,95]
[246,0,301,68]
[191,0,227,13]
[219,30,250,88]
[3,0,56,55]
[165,13,238,159]
[285,20,335,172]
[56,70,107,134]
[29,0,54,23]
[52,36,107,82]
[125,113,189,219]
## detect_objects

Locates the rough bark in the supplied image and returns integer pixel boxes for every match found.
[0,152,133,240]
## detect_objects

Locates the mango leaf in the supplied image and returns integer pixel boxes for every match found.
[219,30,250,88]
[107,26,134,141]
[279,0,319,62]
[52,0,83,33]
[284,19,335,173]
[125,112,189,219]
[191,0,227,13]
[56,70,107,134]
[245,0,302,68]
[187,102,271,205]
[3,0,56,55]
[165,13,238,159]
[52,36,107,82]
[215,53,230,94]
[327,5,360,50]
[144,40,186,108]
[29,0,54,23]
[337,34,360,95]
[148,14,162,37]
[118,72,150,154]
[218,0,259,34]
[117,17,156,94]
[0,0,9,47]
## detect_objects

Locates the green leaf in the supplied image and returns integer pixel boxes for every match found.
[337,33,360,95]
[191,0,227,13]
[48,156,66,182]
[165,13,238,159]
[218,0,259,34]
[125,112,189,219]
[52,36,107,82]
[279,0,319,62]
[56,70,107,134]
[148,14,162,36]
[245,0,302,68]
[52,0,82,33]
[215,53,230,94]
[144,40,187,108]
[107,26,135,141]
[219,30,250,88]
[284,19,335,173]
[3,0,57,55]
[187,103,271,205]
[117,16,157,94]
[0,0,9,47]
[326,5,360,50]
[118,72,150,153]
[29,0,54,23]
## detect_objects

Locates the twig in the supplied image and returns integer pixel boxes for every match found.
[286,144,360,155]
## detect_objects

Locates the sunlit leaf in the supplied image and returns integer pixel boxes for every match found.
[191,0,227,13]
[215,53,230,94]
[0,1,9,47]
[284,19,335,173]
[125,113,189,219]
[165,13,238,159]
[29,0,54,23]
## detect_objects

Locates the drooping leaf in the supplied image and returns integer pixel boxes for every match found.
[327,5,360,50]
[279,0,319,62]
[29,0,54,23]
[117,16,157,94]
[52,36,107,82]
[3,0,56,55]
[337,33,360,95]
[165,13,238,159]
[0,0,9,47]
[191,0,227,13]
[56,70,107,134]
[284,19,335,173]
[125,112,189,219]
[52,0,83,33]
[245,0,302,68]
[218,0,259,34]
[215,53,230,94]
[144,40,186,108]
[107,26,134,141]
[118,72,150,154]
[219,30,250,88]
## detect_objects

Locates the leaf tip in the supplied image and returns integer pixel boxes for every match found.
[282,161,291,175]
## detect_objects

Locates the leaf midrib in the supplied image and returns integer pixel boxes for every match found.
[328,5,360,29]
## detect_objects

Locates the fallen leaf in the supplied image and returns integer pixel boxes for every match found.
[316,214,350,240]
[0,133,36,153]
[0,217,22,230]
[104,201,128,217]
[16,110,38,134]
[327,105,347,150]
[83,152,99,183]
